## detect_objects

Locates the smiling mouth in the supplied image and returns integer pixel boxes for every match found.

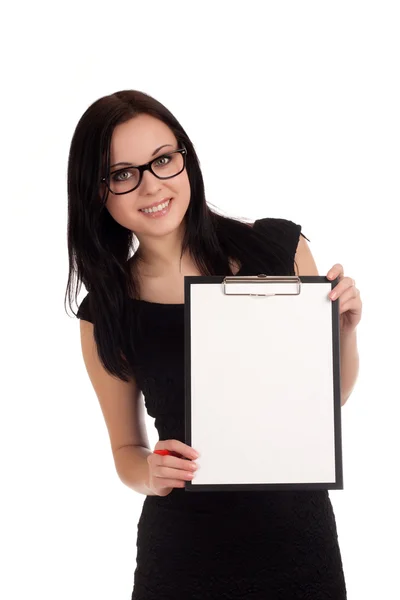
[139,198,173,216]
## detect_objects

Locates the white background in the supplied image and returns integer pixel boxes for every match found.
[2,1,399,598]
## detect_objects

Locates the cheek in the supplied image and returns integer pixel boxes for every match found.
[104,198,132,226]
[176,172,191,200]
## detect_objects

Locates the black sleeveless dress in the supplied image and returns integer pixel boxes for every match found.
[77,218,347,599]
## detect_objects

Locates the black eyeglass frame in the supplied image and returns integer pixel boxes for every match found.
[100,146,187,195]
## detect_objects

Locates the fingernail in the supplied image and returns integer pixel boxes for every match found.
[192,450,200,458]
[330,291,337,300]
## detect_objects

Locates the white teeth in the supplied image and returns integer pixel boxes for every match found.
[140,199,171,213]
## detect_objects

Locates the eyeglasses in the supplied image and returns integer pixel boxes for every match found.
[101,146,187,195]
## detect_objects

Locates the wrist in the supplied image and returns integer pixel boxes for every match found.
[340,328,358,351]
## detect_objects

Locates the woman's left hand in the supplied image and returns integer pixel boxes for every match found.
[327,264,362,336]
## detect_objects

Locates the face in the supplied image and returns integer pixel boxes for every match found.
[102,114,191,241]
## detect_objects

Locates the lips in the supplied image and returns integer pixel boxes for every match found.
[138,197,172,211]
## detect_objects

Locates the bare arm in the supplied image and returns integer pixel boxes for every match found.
[294,234,359,406]
[79,319,156,495]
[113,444,157,496]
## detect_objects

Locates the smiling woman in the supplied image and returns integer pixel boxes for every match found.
[67,89,348,599]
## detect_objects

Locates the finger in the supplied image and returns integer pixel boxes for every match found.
[333,277,356,296]
[161,455,198,471]
[337,286,358,306]
[150,453,192,477]
[149,452,197,474]
[161,439,200,459]
[327,264,344,279]
[339,291,361,314]
[168,480,186,488]
[156,465,196,481]
[329,277,356,299]
[155,453,198,473]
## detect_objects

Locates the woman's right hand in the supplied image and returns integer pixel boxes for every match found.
[146,440,200,497]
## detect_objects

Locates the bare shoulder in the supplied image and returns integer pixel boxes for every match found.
[79,319,150,457]
[294,234,319,276]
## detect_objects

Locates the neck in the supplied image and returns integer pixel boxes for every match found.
[133,224,190,278]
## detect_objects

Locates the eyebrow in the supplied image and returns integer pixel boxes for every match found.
[110,144,174,169]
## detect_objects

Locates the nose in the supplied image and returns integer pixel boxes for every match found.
[139,168,162,193]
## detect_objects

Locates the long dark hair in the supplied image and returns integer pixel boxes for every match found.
[66,90,299,382]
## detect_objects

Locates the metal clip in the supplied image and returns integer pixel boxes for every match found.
[223,274,301,297]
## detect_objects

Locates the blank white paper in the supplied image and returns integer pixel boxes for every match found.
[189,280,338,486]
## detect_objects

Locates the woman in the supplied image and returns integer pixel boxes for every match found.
[67,90,361,598]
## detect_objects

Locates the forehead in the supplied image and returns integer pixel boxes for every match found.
[110,114,176,163]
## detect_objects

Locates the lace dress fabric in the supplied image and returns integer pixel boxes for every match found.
[77,218,347,599]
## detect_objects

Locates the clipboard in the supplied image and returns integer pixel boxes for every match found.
[184,274,343,492]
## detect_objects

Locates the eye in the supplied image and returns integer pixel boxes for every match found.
[112,169,133,182]
[153,154,172,167]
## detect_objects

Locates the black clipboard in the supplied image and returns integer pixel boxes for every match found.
[184,275,343,492]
